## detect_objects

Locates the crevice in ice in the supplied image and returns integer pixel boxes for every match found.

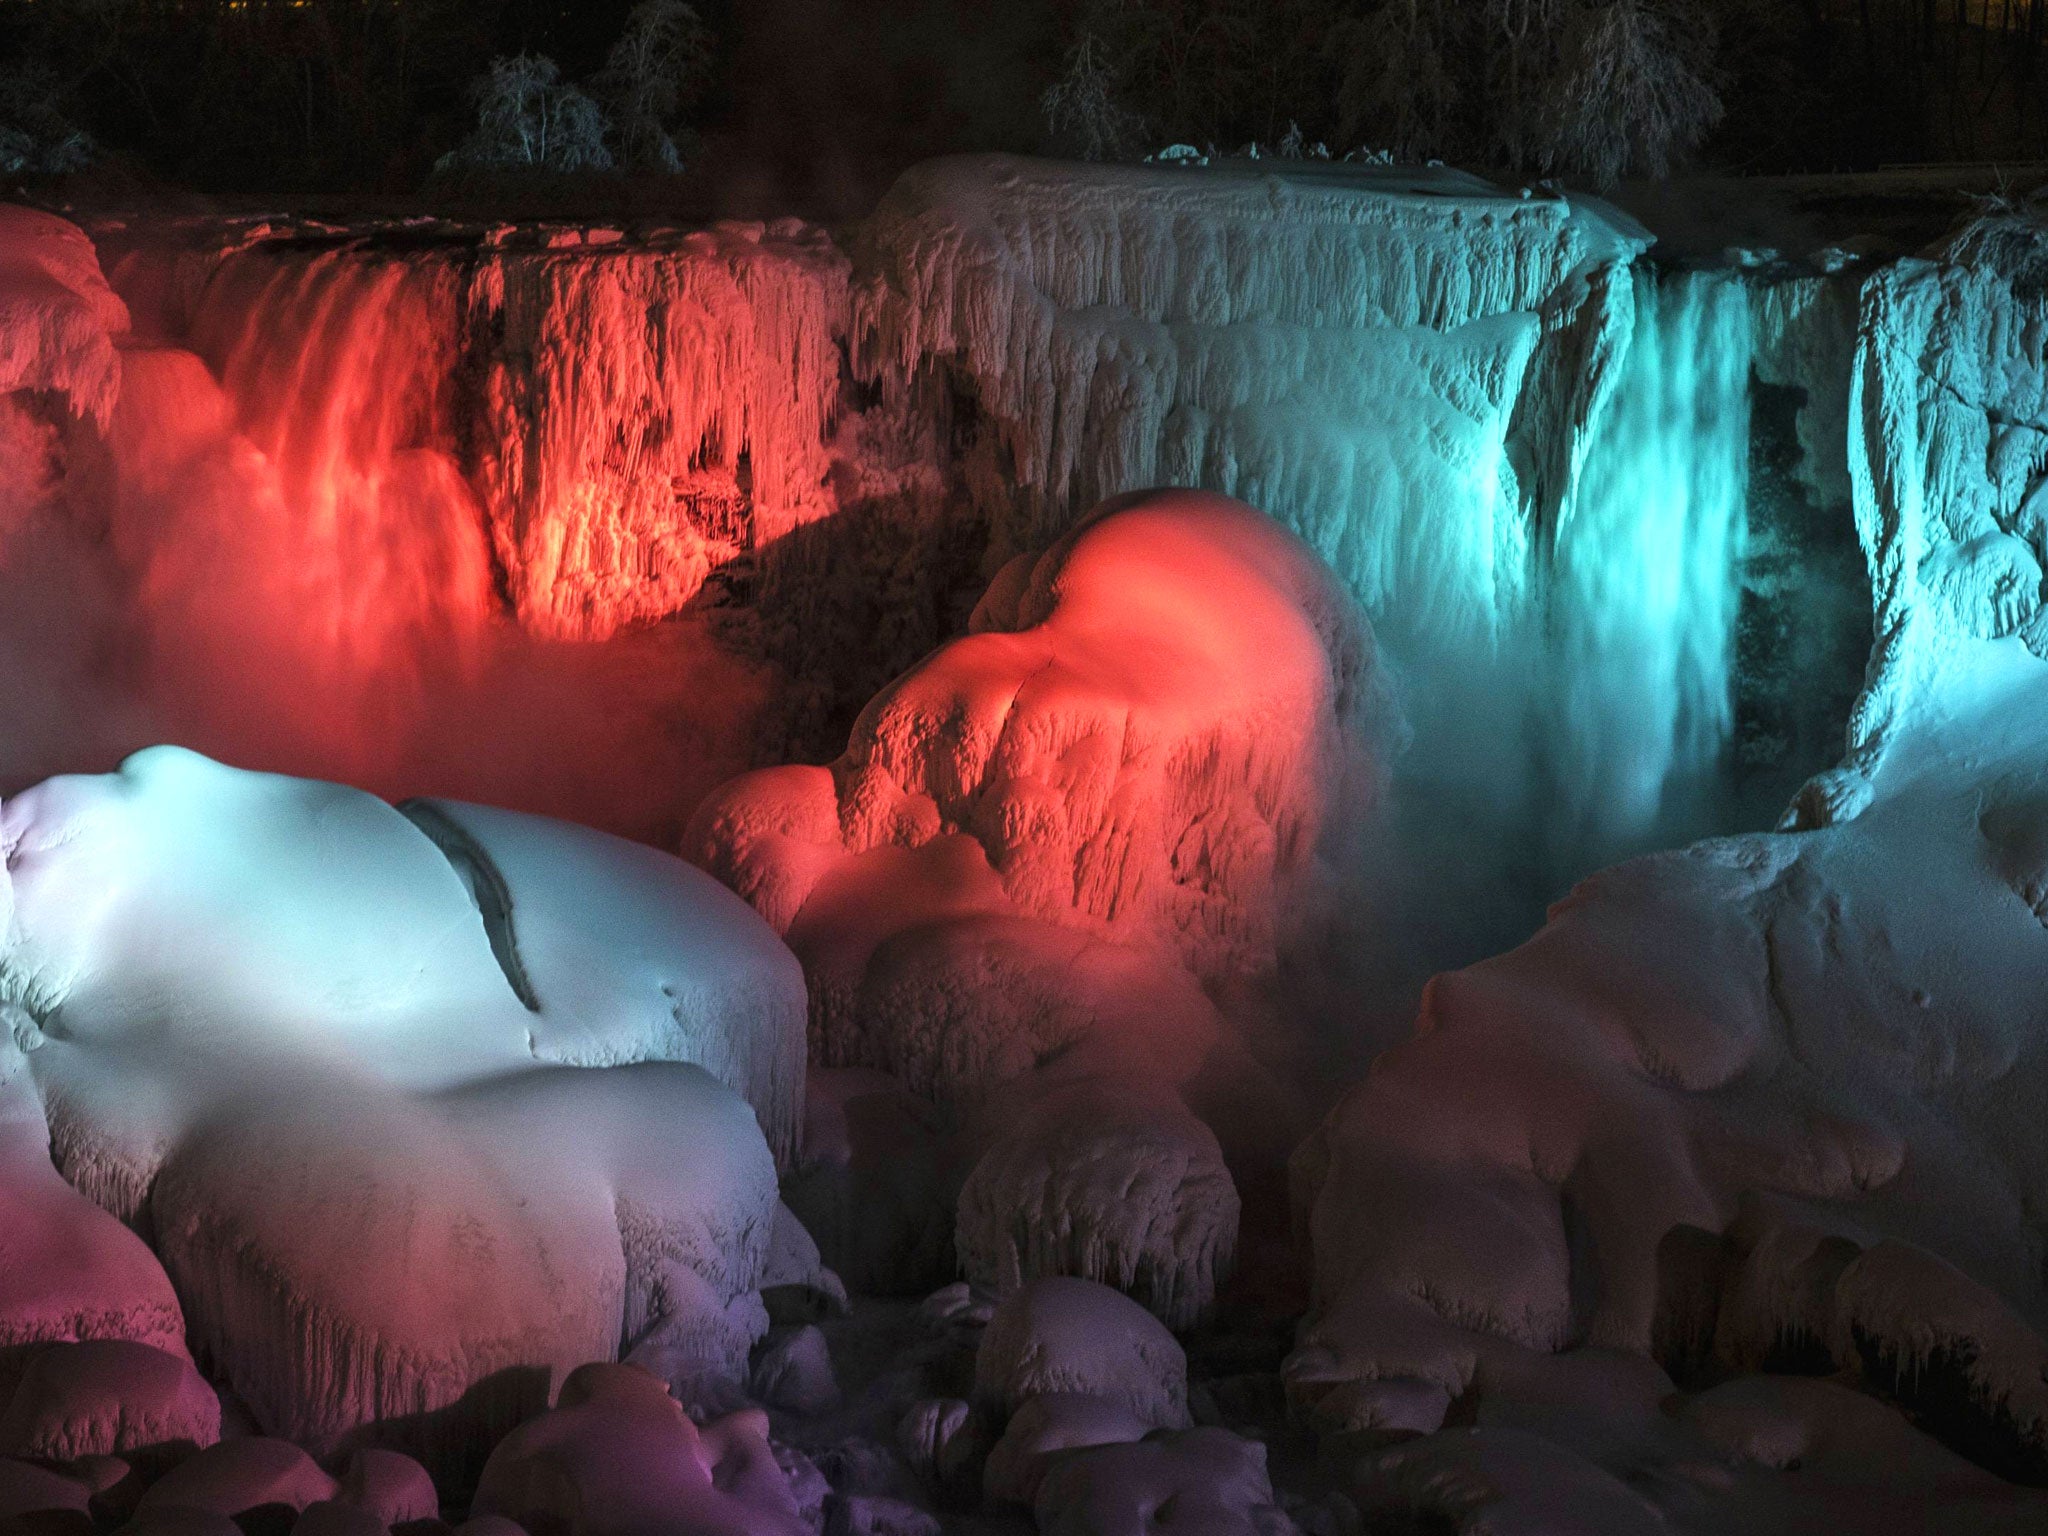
[396,798,540,1013]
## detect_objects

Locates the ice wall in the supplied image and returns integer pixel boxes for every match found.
[1798,213,2048,826]
[116,219,851,644]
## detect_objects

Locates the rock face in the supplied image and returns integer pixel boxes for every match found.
[0,749,802,1473]
[692,489,1381,1319]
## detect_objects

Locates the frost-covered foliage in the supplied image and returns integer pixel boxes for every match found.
[0,64,94,178]
[1040,32,1147,162]
[593,0,715,173]
[442,54,614,176]
[1534,0,1724,186]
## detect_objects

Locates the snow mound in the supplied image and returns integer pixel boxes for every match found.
[0,1037,187,1390]
[975,1279,1190,1430]
[0,750,797,1471]
[1030,1427,1296,1536]
[956,1075,1237,1331]
[0,1341,217,1466]
[1291,652,2048,1502]
[693,489,1379,997]
[148,1060,776,1471]
[471,1362,807,1535]
[4,747,805,1161]
[0,204,128,429]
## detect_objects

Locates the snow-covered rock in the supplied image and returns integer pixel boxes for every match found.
[136,1438,339,1519]
[982,1392,1152,1506]
[4,747,804,1164]
[1030,1427,1296,1536]
[0,750,797,1468]
[974,1279,1189,1430]
[470,1362,807,1536]
[956,1073,1237,1330]
[0,1037,187,1391]
[0,1341,217,1466]
[693,489,1379,1003]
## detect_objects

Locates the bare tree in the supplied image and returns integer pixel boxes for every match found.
[1534,0,1724,185]
[593,0,714,173]
[1333,0,1468,162]
[1041,31,1147,160]
[440,54,613,175]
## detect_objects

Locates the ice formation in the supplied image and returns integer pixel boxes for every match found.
[0,205,127,428]
[0,748,803,1475]
[852,154,1757,870]
[692,489,1378,1317]
[471,1362,807,1536]
[116,217,850,644]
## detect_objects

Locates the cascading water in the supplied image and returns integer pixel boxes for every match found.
[1542,268,1753,874]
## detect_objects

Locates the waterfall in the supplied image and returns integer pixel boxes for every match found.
[1543,268,1753,872]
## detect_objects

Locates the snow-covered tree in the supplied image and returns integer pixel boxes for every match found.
[441,54,613,175]
[1534,0,1723,186]
[1041,31,1146,162]
[593,0,714,173]
[0,63,95,177]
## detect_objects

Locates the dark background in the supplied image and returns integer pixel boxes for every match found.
[3,0,2046,216]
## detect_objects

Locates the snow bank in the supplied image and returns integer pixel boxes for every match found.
[0,204,128,429]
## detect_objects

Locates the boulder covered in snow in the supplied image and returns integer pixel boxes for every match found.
[4,747,805,1162]
[975,1278,1189,1430]
[0,1340,217,1466]
[471,1362,807,1536]
[0,1038,187,1394]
